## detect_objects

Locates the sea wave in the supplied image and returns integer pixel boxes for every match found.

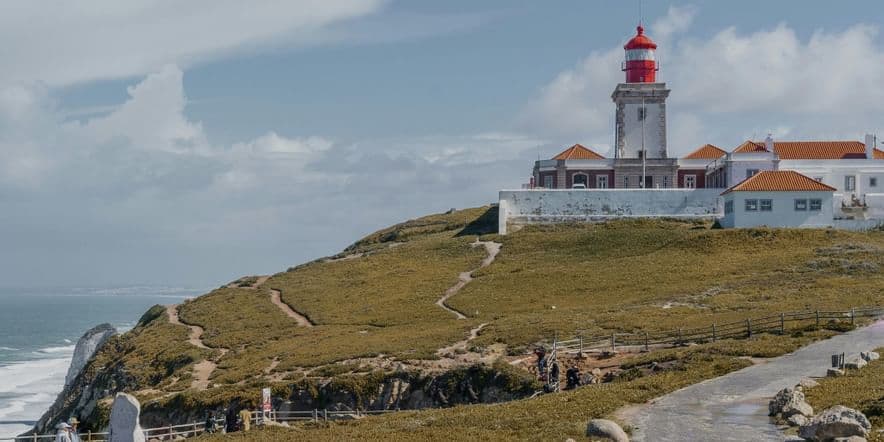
[0,347,19,352]
[33,345,75,355]
[0,355,71,438]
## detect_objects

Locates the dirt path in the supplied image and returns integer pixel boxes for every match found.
[166,304,229,390]
[436,240,502,319]
[269,288,315,327]
[622,319,884,441]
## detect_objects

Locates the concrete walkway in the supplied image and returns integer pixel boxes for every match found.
[626,320,884,442]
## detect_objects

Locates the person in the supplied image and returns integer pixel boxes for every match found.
[55,422,72,442]
[534,347,548,381]
[68,418,81,442]
[225,407,238,433]
[238,408,251,432]
[565,366,581,390]
[204,411,216,434]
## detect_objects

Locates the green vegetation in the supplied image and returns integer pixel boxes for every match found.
[805,348,884,441]
[77,206,884,437]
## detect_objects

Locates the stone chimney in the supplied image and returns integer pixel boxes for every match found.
[865,133,876,159]
[765,133,774,153]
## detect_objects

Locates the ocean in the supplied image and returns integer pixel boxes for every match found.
[0,287,204,439]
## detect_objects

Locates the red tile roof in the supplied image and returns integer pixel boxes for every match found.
[733,140,768,153]
[774,141,871,159]
[731,140,884,159]
[552,144,606,160]
[876,148,884,159]
[721,170,836,195]
[683,144,727,160]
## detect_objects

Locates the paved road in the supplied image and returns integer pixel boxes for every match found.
[627,320,884,441]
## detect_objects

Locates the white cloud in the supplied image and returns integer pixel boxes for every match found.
[0,0,387,86]
[524,9,884,155]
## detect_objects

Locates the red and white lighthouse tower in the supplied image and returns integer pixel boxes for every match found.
[622,25,658,83]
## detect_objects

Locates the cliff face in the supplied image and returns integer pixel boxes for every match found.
[28,324,121,435]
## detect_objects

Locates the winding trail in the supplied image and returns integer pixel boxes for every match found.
[623,319,884,442]
[269,288,315,327]
[436,240,501,319]
[165,304,229,390]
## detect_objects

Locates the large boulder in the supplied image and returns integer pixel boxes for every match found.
[844,357,867,370]
[860,351,879,362]
[798,405,871,441]
[585,419,629,442]
[769,387,814,420]
[108,393,146,442]
[797,378,820,389]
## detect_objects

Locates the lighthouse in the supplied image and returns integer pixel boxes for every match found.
[611,24,676,188]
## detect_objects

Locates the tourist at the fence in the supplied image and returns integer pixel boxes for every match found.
[205,411,216,433]
[565,366,581,390]
[239,409,251,432]
[226,407,238,433]
[68,417,81,442]
[55,422,72,442]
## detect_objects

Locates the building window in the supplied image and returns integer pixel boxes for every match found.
[641,176,653,188]
[572,173,588,188]
[795,199,807,211]
[746,169,759,179]
[725,200,734,214]
[871,177,878,187]
[760,199,773,211]
[596,175,609,189]
[845,175,856,191]
[543,175,553,189]
[685,175,696,189]
[637,106,647,121]
[809,199,822,211]
[745,199,758,211]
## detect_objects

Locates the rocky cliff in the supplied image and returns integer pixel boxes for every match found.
[27,323,119,435]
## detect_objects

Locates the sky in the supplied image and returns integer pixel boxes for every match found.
[3,0,884,288]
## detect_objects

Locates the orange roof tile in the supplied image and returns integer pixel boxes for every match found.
[875,148,884,159]
[721,171,836,195]
[773,141,871,159]
[683,144,727,160]
[552,144,606,160]
[733,140,768,153]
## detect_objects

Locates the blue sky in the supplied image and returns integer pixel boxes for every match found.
[2,1,884,288]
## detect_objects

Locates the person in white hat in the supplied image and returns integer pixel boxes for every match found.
[55,422,72,442]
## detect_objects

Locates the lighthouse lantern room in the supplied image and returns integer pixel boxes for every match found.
[623,25,658,83]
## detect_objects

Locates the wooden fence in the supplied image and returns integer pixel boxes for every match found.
[553,306,884,355]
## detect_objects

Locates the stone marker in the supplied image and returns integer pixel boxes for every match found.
[585,419,629,442]
[798,405,870,441]
[769,387,813,420]
[797,378,819,389]
[108,393,146,442]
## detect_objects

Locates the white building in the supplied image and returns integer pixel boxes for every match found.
[719,171,835,228]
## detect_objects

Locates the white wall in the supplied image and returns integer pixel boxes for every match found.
[622,102,665,158]
[722,191,834,228]
[498,189,721,234]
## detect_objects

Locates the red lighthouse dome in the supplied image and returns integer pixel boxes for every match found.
[623,25,658,83]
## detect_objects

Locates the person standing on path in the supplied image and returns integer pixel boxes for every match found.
[68,418,81,442]
[55,422,72,442]
[238,409,251,432]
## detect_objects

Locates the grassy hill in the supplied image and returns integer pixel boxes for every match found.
[60,206,884,438]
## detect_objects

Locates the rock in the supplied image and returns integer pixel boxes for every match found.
[832,436,867,442]
[65,324,117,388]
[769,387,813,419]
[108,393,146,442]
[797,378,820,389]
[827,368,845,377]
[783,436,807,442]
[845,357,867,370]
[798,405,871,441]
[860,351,879,362]
[788,414,809,427]
[585,419,629,442]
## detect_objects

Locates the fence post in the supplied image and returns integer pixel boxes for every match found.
[323,409,328,422]
[780,313,785,335]
[746,319,752,338]
[851,308,855,325]
[578,335,583,356]
[192,422,197,437]
[33,433,37,442]
[610,333,616,352]
[677,328,683,346]
[711,324,716,343]
[88,431,92,442]
[313,409,318,422]
[816,310,820,329]
[643,331,649,352]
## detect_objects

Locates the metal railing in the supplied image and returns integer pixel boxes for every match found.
[552,306,884,355]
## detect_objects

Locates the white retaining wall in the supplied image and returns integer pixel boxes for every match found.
[498,189,722,234]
